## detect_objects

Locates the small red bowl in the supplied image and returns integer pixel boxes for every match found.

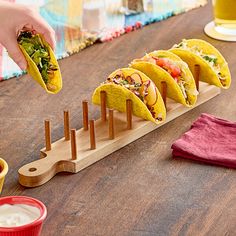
[0,196,47,236]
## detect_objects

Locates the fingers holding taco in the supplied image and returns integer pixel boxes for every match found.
[17,31,62,94]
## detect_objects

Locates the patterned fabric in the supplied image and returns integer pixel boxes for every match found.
[0,0,207,81]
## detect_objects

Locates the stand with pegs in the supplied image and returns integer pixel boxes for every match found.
[18,75,220,187]
[44,120,51,151]
[161,81,167,108]
[90,120,96,150]
[64,110,70,141]
[109,109,115,139]
[126,99,132,130]
[83,100,89,131]
[194,64,200,91]
[70,129,77,160]
[100,91,107,122]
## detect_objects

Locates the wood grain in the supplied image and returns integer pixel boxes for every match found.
[44,120,51,151]
[161,81,167,107]
[70,129,77,160]
[194,64,200,91]
[108,109,115,140]
[82,100,89,131]
[63,110,70,141]
[100,91,107,122]
[89,119,96,150]
[126,99,133,130]
[1,2,236,236]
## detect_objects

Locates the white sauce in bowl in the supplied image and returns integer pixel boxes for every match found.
[0,204,40,227]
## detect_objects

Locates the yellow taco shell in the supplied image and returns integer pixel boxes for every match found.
[92,68,166,124]
[130,50,198,107]
[19,34,62,94]
[170,39,231,89]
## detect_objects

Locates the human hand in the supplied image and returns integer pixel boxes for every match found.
[0,1,55,70]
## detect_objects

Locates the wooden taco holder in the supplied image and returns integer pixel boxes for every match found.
[18,65,220,187]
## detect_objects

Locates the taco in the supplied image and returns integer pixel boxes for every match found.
[17,31,62,94]
[170,39,231,89]
[130,50,198,107]
[92,68,166,123]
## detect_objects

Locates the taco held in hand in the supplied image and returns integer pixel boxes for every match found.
[92,68,166,123]
[170,39,231,89]
[130,50,198,107]
[17,31,62,94]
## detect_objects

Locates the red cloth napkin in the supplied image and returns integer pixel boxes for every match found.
[171,113,236,168]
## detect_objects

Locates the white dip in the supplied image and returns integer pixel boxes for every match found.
[0,204,40,227]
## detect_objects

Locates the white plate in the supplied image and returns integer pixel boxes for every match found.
[204,21,236,42]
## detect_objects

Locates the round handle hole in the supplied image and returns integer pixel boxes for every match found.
[29,167,37,172]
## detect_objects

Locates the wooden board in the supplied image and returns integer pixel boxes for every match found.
[18,82,221,187]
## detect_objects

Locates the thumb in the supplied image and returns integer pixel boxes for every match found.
[2,36,27,70]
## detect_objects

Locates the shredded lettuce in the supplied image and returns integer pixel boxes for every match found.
[202,55,217,65]
[18,31,58,84]
[173,40,226,84]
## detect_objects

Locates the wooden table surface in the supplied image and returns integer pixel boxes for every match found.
[1,3,236,236]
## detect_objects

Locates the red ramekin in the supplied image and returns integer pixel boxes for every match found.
[0,196,47,236]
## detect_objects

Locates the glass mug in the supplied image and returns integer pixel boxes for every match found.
[212,0,236,35]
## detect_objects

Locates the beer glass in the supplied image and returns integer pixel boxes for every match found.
[212,0,236,35]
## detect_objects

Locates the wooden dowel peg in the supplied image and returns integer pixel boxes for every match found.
[70,129,77,160]
[82,100,89,131]
[161,81,167,108]
[126,99,132,130]
[109,109,115,139]
[89,120,96,150]
[100,91,107,122]
[45,120,51,151]
[194,64,200,92]
[64,110,70,141]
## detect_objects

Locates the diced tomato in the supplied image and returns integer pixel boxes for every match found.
[155,58,170,68]
[169,64,181,77]
[155,57,181,79]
